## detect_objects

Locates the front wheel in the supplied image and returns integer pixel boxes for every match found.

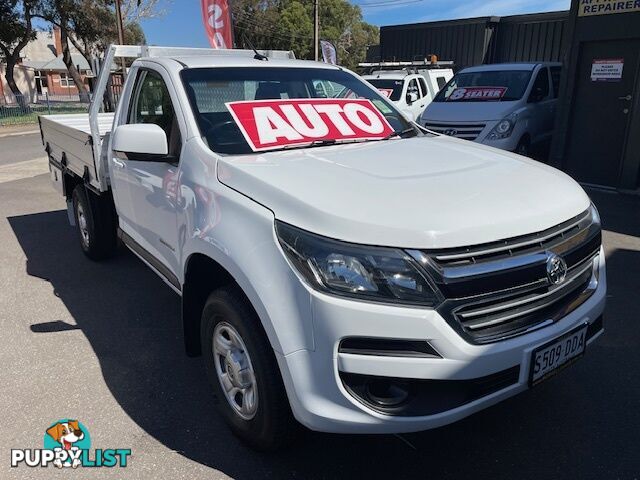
[201,286,297,451]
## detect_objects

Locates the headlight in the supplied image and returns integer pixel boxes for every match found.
[486,113,518,140]
[276,221,442,307]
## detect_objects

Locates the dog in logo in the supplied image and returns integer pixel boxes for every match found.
[45,420,84,468]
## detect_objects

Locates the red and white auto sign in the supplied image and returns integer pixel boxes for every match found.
[448,87,507,101]
[226,99,395,152]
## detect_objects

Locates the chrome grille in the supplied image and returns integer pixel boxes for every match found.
[412,209,602,344]
[424,122,486,141]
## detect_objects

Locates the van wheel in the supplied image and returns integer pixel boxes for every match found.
[72,185,117,260]
[515,136,531,157]
[201,286,297,451]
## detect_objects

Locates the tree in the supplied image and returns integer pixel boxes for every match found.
[232,0,378,70]
[36,0,94,101]
[0,0,37,104]
[36,0,153,101]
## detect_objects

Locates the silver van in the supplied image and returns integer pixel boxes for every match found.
[419,62,562,157]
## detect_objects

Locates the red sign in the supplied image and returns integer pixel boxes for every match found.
[447,87,507,101]
[225,99,395,152]
[201,0,234,49]
[377,88,394,98]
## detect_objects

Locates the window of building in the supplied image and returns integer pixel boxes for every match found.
[59,72,73,88]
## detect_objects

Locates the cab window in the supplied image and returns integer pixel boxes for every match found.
[407,78,420,101]
[417,77,428,98]
[128,70,181,157]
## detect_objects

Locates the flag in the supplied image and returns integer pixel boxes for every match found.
[201,0,234,49]
[320,40,337,65]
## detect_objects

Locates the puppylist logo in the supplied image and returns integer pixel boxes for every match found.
[11,419,131,469]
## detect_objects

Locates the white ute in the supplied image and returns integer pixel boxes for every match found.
[362,61,453,121]
[40,45,606,451]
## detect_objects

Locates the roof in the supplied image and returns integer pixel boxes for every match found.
[23,54,91,72]
[461,62,561,73]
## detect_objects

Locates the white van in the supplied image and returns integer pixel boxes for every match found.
[363,68,453,121]
[420,62,562,156]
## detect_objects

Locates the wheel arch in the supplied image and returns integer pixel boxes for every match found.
[181,252,279,357]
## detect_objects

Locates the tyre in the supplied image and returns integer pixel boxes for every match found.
[201,286,297,451]
[515,136,531,157]
[72,185,118,261]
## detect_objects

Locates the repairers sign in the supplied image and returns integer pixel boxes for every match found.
[578,0,640,16]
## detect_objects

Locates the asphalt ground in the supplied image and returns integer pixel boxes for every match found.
[0,130,639,479]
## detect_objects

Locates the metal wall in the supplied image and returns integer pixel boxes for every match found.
[492,12,569,63]
[380,17,497,70]
[378,11,570,69]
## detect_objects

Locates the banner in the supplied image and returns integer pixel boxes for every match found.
[225,99,394,152]
[320,40,337,65]
[201,0,234,49]
[447,87,507,101]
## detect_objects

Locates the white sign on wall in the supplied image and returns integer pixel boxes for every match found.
[579,0,640,17]
[591,59,624,82]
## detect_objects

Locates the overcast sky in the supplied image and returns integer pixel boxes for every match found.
[141,0,571,48]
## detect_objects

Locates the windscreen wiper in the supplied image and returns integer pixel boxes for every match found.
[383,127,418,141]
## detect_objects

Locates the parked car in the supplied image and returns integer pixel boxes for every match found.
[40,47,604,451]
[363,67,453,121]
[419,62,562,156]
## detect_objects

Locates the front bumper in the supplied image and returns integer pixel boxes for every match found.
[276,252,606,434]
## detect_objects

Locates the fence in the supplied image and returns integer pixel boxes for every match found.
[0,93,90,127]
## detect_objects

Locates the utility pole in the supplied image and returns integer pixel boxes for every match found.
[313,0,319,61]
[115,0,127,74]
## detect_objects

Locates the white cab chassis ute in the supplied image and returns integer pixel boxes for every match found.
[40,45,606,451]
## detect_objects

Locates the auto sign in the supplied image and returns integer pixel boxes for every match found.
[225,98,395,152]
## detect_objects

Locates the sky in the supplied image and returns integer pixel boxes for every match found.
[140,0,571,48]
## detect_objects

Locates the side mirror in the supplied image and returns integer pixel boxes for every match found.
[407,91,419,104]
[113,124,169,161]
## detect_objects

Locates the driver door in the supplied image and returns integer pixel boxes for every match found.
[116,67,183,280]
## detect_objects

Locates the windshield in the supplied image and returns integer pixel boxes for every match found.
[181,67,413,155]
[433,70,533,102]
[365,79,404,101]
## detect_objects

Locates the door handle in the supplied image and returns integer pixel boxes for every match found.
[112,158,126,168]
[618,94,632,101]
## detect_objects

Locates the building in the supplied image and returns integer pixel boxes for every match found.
[374,1,640,192]
[1,28,92,103]
[550,0,640,192]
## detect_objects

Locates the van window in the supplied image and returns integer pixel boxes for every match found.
[436,76,447,89]
[434,70,533,102]
[528,68,550,102]
[550,66,562,98]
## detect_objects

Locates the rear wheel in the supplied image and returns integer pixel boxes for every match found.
[72,185,118,260]
[201,286,297,451]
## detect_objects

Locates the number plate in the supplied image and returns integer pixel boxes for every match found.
[529,324,588,386]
